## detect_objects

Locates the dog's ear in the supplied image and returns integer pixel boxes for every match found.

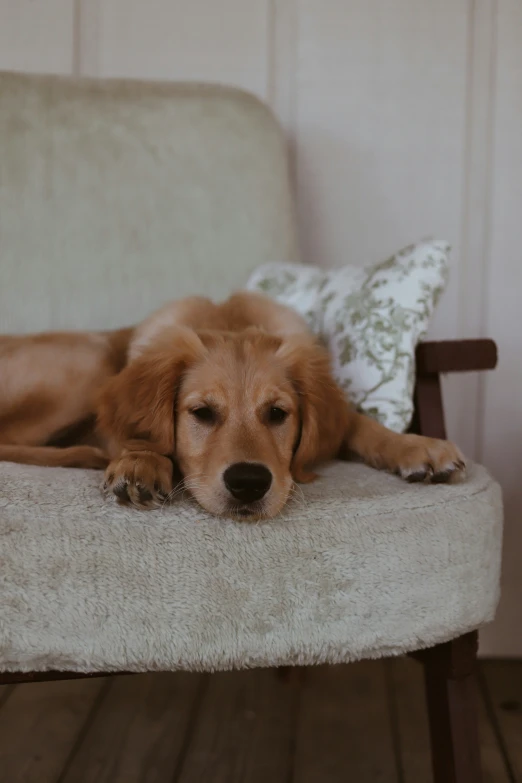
[96,327,205,457]
[277,335,351,483]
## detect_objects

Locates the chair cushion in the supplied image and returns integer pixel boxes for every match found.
[0,72,298,334]
[0,461,502,673]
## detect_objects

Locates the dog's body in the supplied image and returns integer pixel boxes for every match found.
[0,292,465,519]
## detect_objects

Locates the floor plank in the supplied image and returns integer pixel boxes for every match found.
[389,656,433,783]
[391,657,511,783]
[60,672,204,783]
[477,688,513,783]
[177,667,299,783]
[0,677,107,783]
[0,684,13,711]
[481,660,522,782]
[294,661,399,783]
[0,661,519,781]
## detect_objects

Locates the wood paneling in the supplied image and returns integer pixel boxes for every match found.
[0,0,75,73]
[60,672,204,782]
[292,1,489,463]
[478,0,522,659]
[449,0,498,459]
[0,677,108,783]
[0,663,519,781]
[294,2,468,289]
[86,0,270,98]
[294,662,399,782]
[389,657,433,782]
[391,656,512,783]
[177,668,298,783]
[481,661,522,780]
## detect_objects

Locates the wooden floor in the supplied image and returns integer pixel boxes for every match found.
[0,659,520,782]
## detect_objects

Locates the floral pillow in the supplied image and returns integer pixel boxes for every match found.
[246,239,450,433]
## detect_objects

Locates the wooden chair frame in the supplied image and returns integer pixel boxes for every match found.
[0,338,498,783]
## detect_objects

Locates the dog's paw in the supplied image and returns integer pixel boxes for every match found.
[103,452,173,509]
[389,435,466,484]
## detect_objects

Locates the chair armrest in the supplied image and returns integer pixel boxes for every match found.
[411,339,497,439]
[415,339,497,376]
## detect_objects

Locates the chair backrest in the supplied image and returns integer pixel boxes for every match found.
[0,72,299,333]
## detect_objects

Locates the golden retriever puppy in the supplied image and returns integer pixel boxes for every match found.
[0,292,465,519]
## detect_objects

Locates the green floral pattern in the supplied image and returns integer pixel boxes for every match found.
[246,239,450,433]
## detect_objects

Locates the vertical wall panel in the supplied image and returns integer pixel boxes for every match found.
[0,0,75,74]
[87,0,270,98]
[267,0,298,133]
[439,0,498,464]
[294,2,468,325]
[293,0,476,458]
[478,0,522,658]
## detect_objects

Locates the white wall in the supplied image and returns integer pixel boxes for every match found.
[1,0,520,656]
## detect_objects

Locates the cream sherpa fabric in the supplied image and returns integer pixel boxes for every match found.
[0,71,298,334]
[0,461,502,673]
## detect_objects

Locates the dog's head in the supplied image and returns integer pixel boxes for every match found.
[99,327,349,519]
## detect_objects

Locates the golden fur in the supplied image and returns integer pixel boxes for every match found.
[0,292,465,519]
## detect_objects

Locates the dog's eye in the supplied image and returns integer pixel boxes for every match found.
[268,406,288,424]
[191,406,215,424]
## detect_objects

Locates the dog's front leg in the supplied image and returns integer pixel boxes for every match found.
[103,443,174,509]
[345,411,466,483]
[95,334,204,510]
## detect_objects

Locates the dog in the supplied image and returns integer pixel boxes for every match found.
[0,292,465,519]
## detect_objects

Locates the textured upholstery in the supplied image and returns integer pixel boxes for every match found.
[0,71,298,333]
[0,461,502,673]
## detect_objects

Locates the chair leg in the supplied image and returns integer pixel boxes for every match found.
[414,631,483,783]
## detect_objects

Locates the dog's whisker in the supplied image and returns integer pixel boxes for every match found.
[157,474,213,510]
[182,482,206,493]
[158,482,192,508]
[291,483,306,501]
[287,483,307,509]
[161,488,184,505]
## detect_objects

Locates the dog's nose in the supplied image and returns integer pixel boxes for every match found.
[223,462,273,503]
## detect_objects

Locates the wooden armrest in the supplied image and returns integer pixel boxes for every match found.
[415,339,497,375]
